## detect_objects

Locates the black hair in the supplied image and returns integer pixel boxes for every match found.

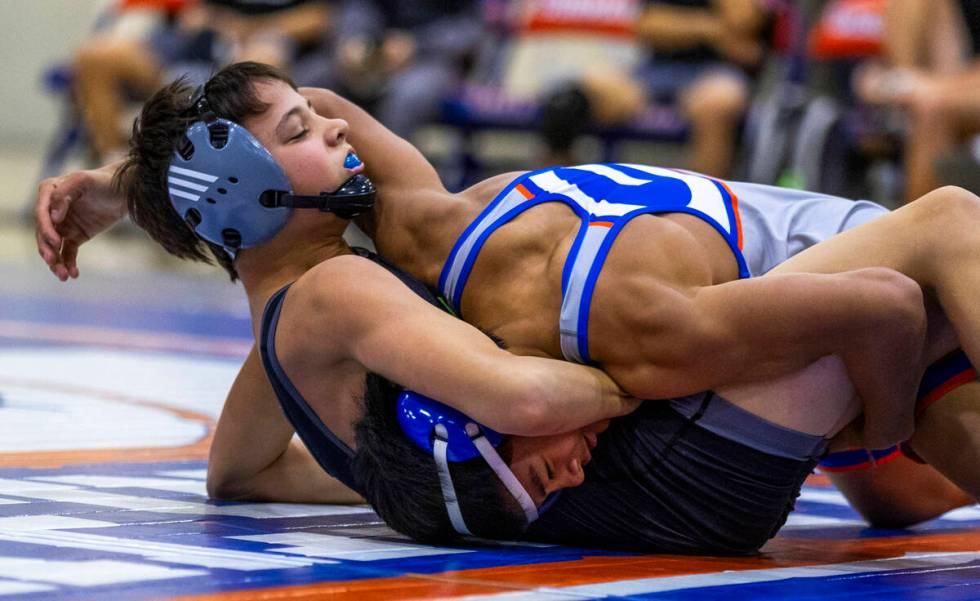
[353,372,528,543]
[538,82,592,154]
[114,61,297,281]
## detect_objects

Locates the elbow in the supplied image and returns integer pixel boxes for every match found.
[507,401,553,436]
[206,468,253,502]
[492,373,556,436]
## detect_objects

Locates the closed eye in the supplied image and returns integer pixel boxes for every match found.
[290,127,309,142]
[529,468,547,500]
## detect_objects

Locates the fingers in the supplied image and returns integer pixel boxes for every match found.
[35,172,89,279]
[61,240,80,279]
[34,179,64,253]
[43,240,80,283]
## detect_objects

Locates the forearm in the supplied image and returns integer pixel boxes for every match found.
[206,349,363,504]
[245,4,330,45]
[714,0,766,37]
[635,5,722,50]
[302,86,440,189]
[489,357,638,437]
[102,158,129,211]
[210,439,363,504]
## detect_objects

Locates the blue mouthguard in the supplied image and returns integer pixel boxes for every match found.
[344,151,363,169]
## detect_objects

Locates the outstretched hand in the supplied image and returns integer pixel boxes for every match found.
[34,162,127,281]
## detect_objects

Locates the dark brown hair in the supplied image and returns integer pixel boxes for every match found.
[114,62,297,280]
[353,372,528,543]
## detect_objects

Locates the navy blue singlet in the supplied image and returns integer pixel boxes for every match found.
[439,163,748,364]
[259,248,444,494]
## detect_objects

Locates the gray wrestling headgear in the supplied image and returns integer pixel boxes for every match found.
[167,90,375,257]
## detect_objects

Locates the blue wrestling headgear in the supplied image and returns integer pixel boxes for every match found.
[396,390,539,535]
[167,90,376,257]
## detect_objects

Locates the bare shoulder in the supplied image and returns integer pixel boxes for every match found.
[273,255,400,369]
[291,254,399,310]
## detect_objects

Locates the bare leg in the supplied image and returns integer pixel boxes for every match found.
[719,352,978,524]
[73,35,163,160]
[823,380,980,526]
[768,186,980,372]
[909,381,980,498]
[679,71,747,178]
[826,452,974,528]
[579,66,647,125]
[717,355,858,438]
[882,0,932,68]
[903,76,980,202]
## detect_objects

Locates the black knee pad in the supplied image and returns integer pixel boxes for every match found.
[538,83,592,153]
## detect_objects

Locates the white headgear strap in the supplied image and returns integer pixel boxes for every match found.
[432,422,539,536]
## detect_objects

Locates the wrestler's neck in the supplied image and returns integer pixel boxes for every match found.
[236,212,352,319]
[353,180,509,287]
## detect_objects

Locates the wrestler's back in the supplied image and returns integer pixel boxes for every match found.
[388,170,741,391]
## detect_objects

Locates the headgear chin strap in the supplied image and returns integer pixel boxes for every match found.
[396,390,539,536]
[167,91,376,257]
[259,173,376,220]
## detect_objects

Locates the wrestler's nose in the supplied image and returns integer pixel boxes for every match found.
[556,458,585,489]
[323,118,348,146]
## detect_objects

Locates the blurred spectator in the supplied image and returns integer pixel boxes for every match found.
[503,0,767,175]
[317,0,484,138]
[856,0,980,203]
[633,0,767,176]
[499,0,647,164]
[72,0,330,163]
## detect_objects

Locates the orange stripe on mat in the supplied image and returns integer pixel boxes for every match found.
[172,529,980,601]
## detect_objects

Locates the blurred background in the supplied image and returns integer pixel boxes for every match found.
[4,0,980,288]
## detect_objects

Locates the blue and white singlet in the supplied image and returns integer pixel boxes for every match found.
[438,163,749,365]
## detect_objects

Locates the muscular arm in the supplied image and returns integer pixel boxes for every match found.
[284,256,638,437]
[606,268,926,448]
[301,86,444,195]
[207,346,362,504]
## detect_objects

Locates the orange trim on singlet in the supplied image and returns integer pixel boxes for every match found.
[714,178,744,251]
[818,447,904,473]
[590,221,613,228]
[917,368,979,416]
[515,183,535,200]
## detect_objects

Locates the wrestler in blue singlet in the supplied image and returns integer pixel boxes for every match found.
[440,163,747,364]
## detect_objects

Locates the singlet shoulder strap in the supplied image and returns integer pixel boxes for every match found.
[259,283,360,492]
[438,168,558,314]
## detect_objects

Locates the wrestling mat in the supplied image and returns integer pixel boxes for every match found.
[1,263,978,601]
